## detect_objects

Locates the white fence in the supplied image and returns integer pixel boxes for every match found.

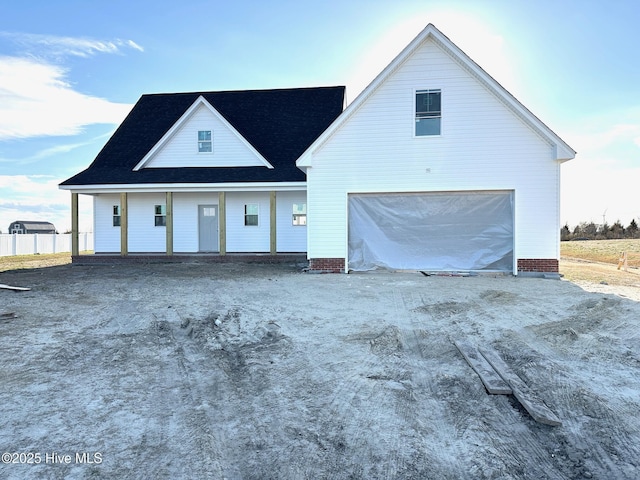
[0,233,94,257]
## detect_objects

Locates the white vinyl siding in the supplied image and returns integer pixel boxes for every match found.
[128,194,167,252]
[144,103,266,168]
[305,37,559,263]
[276,191,307,252]
[94,194,121,253]
[93,193,167,253]
[226,192,270,252]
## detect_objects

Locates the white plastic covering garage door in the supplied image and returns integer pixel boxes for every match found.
[348,191,514,272]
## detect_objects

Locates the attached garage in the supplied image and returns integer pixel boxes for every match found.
[296,24,575,275]
[348,191,514,272]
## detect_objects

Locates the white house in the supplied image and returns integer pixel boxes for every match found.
[297,24,575,274]
[59,87,345,259]
[60,24,574,275]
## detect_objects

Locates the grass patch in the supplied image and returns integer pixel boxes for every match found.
[0,252,85,272]
[561,239,640,267]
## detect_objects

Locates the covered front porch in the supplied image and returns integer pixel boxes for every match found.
[68,187,307,260]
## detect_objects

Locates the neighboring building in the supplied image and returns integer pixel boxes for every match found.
[60,24,575,275]
[8,221,57,234]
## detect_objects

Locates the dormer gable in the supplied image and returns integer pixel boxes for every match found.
[133,96,273,170]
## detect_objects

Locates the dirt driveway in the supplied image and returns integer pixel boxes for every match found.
[1,262,639,479]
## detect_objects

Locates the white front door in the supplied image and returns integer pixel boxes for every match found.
[198,205,219,252]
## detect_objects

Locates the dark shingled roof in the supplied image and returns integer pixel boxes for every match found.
[10,221,56,232]
[60,86,345,186]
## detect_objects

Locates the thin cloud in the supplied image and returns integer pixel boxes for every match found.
[0,31,141,140]
[564,112,640,170]
[0,55,132,140]
[0,31,144,58]
[0,135,107,164]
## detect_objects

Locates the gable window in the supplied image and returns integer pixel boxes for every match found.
[154,205,166,226]
[292,203,307,226]
[113,205,121,227]
[244,204,259,226]
[198,130,212,153]
[415,89,441,136]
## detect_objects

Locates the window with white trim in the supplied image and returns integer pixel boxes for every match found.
[113,205,121,227]
[198,130,212,152]
[154,205,166,227]
[244,204,259,226]
[292,203,307,226]
[415,89,441,136]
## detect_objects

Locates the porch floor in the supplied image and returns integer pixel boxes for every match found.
[71,252,308,266]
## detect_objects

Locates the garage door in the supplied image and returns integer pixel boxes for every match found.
[348,191,514,272]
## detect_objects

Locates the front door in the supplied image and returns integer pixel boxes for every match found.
[198,205,219,252]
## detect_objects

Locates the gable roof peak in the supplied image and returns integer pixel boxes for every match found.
[60,85,346,187]
[133,95,274,171]
[297,23,575,167]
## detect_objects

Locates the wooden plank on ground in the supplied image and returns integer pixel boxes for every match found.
[454,340,512,394]
[0,284,31,292]
[479,347,562,426]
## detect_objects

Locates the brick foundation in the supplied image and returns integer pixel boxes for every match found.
[308,258,345,273]
[517,258,559,273]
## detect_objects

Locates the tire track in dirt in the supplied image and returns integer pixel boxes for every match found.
[517,297,640,479]
[395,289,473,478]
[327,325,408,479]
[401,288,588,479]
[474,293,609,479]
[177,304,314,479]
[487,324,640,479]
[366,325,429,479]
[142,312,226,479]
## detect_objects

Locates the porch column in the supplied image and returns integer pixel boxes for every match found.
[166,192,173,256]
[71,192,79,256]
[120,192,128,256]
[218,192,226,255]
[270,191,277,255]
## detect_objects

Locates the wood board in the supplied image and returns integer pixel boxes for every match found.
[0,284,31,292]
[479,347,562,426]
[455,340,512,394]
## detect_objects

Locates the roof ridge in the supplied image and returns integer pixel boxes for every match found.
[141,85,345,98]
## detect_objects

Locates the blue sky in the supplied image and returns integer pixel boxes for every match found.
[1,0,639,232]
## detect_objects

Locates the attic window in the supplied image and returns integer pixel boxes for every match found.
[415,89,441,136]
[198,130,212,153]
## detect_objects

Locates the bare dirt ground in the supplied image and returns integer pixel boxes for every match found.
[1,259,639,479]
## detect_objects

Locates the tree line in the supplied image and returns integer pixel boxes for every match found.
[561,219,639,241]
